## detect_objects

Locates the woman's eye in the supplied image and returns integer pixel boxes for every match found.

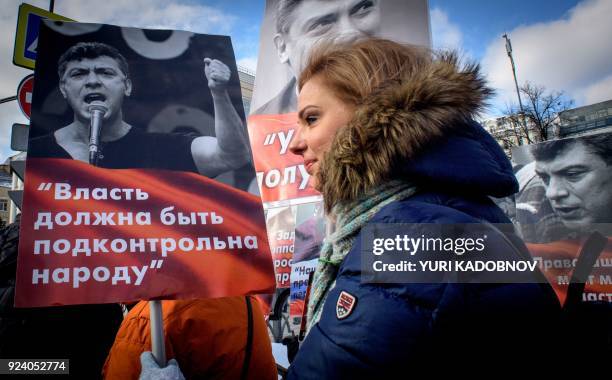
[305,115,318,125]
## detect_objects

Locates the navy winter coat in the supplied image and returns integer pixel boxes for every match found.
[287,120,560,378]
[286,48,564,378]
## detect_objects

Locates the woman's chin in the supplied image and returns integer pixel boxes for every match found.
[309,176,319,191]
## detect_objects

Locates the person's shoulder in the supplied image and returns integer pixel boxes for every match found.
[370,195,481,225]
[339,194,503,293]
[370,189,512,225]
[117,299,229,337]
[163,297,252,332]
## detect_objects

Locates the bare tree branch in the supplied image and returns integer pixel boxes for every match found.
[502,81,574,143]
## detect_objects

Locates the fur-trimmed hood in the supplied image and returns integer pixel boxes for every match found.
[317,53,517,212]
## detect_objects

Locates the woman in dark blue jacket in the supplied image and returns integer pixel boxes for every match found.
[286,39,560,378]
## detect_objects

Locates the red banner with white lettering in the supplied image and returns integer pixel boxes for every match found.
[16,158,275,307]
[248,113,319,203]
[17,23,276,308]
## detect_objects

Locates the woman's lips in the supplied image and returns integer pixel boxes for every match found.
[304,159,317,175]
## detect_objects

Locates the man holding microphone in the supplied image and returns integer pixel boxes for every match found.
[30,41,250,177]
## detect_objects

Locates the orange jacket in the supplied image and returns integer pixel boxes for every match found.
[103,296,276,380]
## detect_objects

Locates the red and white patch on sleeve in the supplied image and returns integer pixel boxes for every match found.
[336,290,357,320]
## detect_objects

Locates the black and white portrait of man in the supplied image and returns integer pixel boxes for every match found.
[514,132,612,241]
[28,21,253,189]
[250,0,431,116]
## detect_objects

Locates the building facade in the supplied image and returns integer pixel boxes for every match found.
[0,164,12,227]
[558,99,612,138]
[482,98,612,157]
[238,65,255,115]
[481,116,538,157]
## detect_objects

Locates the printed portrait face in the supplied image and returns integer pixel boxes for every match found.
[535,141,612,231]
[274,0,381,78]
[59,55,132,123]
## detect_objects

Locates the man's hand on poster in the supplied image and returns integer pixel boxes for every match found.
[204,58,231,93]
[190,57,251,178]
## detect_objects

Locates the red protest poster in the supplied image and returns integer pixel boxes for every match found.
[17,159,275,307]
[265,205,296,288]
[16,21,275,307]
[248,113,319,203]
[526,239,612,305]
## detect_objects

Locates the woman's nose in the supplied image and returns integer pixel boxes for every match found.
[288,127,306,156]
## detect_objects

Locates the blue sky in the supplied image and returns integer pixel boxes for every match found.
[0,0,610,162]
[429,0,579,59]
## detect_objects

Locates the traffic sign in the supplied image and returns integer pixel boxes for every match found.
[17,74,34,119]
[11,123,30,151]
[13,3,72,70]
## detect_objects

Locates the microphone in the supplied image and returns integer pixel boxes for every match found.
[87,104,107,165]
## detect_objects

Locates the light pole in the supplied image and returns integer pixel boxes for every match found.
[502,33,529,143]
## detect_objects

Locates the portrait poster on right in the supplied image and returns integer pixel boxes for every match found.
[511,132,612,305]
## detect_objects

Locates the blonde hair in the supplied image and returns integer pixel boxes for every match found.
[298,38,432,107]
[297,38,493,211]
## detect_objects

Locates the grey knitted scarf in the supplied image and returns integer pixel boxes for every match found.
[306,180,418,332]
